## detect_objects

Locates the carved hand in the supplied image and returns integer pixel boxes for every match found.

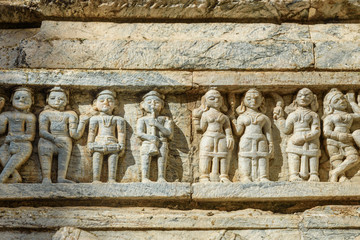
[273,106,284,120]
[192,108,204,119]
[226,136,234,150]
[79,115,90,123]
[87,142,94,153]
[54,137,67,148]
[339,133,353,143]
[346,91,356,103]
[292,136,305,146]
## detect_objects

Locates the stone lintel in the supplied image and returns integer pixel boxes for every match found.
[192,182,360,202]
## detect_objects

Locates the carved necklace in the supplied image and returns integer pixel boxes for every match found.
[101,115,113,127]
[245,111,261,124]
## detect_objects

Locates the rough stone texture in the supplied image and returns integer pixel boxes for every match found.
[192,182,360,201]
[0,0,359,24]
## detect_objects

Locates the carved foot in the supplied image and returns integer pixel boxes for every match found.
[308,174,320,182]
[107,179,117,184]
[329,170,338,182]
[220,177,231,183]
[157,177,167,183]
[92,180,102,184]
[57,178,75,183]
[199,177,210,183]
[289,175,303,182]
[259,177,270,182]
[241,176,252,183]
[142,178,152,183]
[339,175,349,182]
[42,178,52,184]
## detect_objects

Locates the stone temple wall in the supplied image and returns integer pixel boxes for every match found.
[0,1,359,239]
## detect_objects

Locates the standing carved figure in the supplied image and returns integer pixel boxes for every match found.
[273,88,321,182]
[232,89,273,182]
[88,90,126,183]
[38,87,89,184]
[193,90,234,183]
[323,88,360,182]
[0,87,36,183]
[137,91,173,183]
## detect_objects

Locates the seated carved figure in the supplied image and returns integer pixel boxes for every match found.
[323,89,360,182]
[273,88,321,182]
[38,87,89,184]
[232,89,273,183]
[193,89,234,183]
[0,87,36,183]
[136,91,173,183]
[88,90,126,183]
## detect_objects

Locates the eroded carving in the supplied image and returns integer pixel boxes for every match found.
[323,89,360,182]
[137,91,173,183]
[38,87,89,184]
[88,90,126,183]
[0,87,36,183]
[273,88,321,182]
[193,89,234,183]
[232,89,273,183]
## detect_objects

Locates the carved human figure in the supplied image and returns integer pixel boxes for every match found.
[232,89,273,182]
[136,91,173,183]
[38,87,89,184]
[193,89,234,183]
[88,90,126,183]
[273,88,321,182]
[0,87,36,183]
[323,88,360,182]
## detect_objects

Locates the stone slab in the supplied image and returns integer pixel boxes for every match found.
[0,1,359,24]
[192,182,360,202]
[17,21,314,70]
[0,183,190,201]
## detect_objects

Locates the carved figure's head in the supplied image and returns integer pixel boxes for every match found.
[200,89,228,113]
[236,88,266,114]
[140,91,165,115]
[94,89,116,114]
[288,88,318,112]
[11,87,33,112]
[324,88,348,116]
[47,87,68,111]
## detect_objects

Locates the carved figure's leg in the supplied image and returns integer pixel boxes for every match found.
[92,152,103,183]
[259,157,270,182]
[327,145,343,182]
[38,138,54,184]
[199,156,211,183]
[108,153,119,183]
[157,142,168,183]
[288,153,302,182]
[308,156,320,182]
[141,154,151,183]
[0,144,21,183]
[219,155,231,183]
[57,138,74,183]
[331,154,359,182]
[239,157,252,183]
[210,157,220,182]
[0,143,32,183]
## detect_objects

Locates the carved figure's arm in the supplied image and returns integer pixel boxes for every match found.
[116,118,126,154]
[39,113,55,142]
[69,114,89,140]
[281,114,294,135]
[323,116,337,140]
[192,108,205,133]
[232,116,245,136]
[155,118,173,139]
[23,114,36,142]
[87,117,98,144]
[304,114,321,141]
[0,113,8,135]
[224,116,234,150]
[137,118,156,142]
[264,116,274,148]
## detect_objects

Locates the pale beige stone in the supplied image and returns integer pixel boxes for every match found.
[52,227,98,240]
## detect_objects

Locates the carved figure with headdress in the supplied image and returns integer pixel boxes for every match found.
[38,86,89,184]
[0,87,36,183]
[273,88,321,182]
[88,90,126,183]
[136,91,173,183]
[232,89,273,182]
[193,89,234,183]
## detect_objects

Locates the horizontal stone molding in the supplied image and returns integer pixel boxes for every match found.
[0,206,358,230]
[192,182,360,202]
[0,70,359,93]
[4,21,357,71]
[0,1,359,24]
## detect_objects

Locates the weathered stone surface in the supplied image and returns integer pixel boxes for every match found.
[192,182,360,201]
[53,227,98,240]
[17,21,314,70]
[0,183,190,201]
[0,28,38,68]
[0,0,359,24]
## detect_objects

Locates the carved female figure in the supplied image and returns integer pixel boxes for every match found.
[232,89,273,182]
[136,91,173,183]
[323,88,360,182]
[38,87,89,184]
[193,89,234,183]
[0,87,36,183]
[88,90,126,183]
[273,88,321,182]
